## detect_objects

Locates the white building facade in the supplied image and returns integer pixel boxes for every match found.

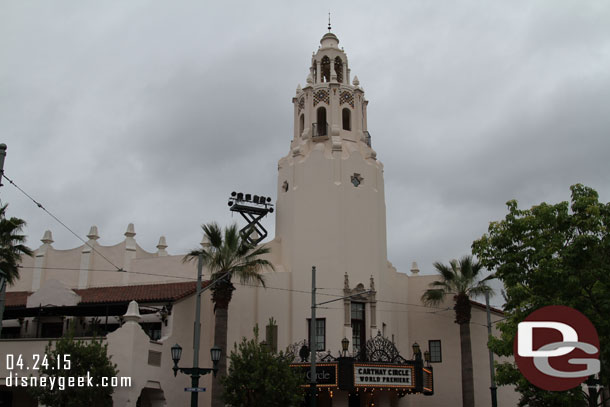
[1,31,519,407]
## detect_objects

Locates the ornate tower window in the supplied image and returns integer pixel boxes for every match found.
[315,107,328,138]
[342,108,351,131]
[321,56,331,82]
[334,57,343,83]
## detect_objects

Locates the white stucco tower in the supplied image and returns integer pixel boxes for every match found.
[275,31,394,348]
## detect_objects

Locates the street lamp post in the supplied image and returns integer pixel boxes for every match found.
[170,253,228,407]
[308,266,373,407]
[412,342,421,360]
[171,343,221,407]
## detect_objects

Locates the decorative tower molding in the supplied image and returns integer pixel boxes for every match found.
[32,230,54,291]
[78,225,100,289]
[156,236,168,256]
[41,230,54,245]
[123,223,137,284]
[410,261,420,275]
[86,225,100,242]
[123,300,142,324]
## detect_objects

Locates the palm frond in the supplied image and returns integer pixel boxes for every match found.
[186,222,274,296]
[421,289,446,306]
[433,261,456,283]
[425,255,494,307]
[0,204,33,285]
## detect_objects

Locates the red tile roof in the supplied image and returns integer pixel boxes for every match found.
[4,291,29,308]
[5,281,206,308]
[470,299,504,315]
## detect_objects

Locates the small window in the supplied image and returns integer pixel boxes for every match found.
[342,108,351,131]
[141,322,162,341]
[40,322,63,338]
[307,318,326,351]
[0,327,21,339]
[148,350,162,366]
[351,173,363,187]
[429,340,442,363]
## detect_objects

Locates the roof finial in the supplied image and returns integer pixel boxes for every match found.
[328,11,331,32]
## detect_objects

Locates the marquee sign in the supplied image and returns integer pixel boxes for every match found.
[287,333,433,396]
[290,363,338,387]
[423,367,434,394]
[354,363,415,388]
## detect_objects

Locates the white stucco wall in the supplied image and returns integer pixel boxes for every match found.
[2,31,523,407]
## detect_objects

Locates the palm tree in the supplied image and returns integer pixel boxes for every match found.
[421,255,493,407]
[184,223,274,407]
[0,204,33,335]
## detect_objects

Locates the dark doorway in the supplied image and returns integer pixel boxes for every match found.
[316,107,327,137]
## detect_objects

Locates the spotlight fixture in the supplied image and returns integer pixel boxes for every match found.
[227,191,275,245]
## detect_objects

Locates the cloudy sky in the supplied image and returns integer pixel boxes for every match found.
[1,1,609,305]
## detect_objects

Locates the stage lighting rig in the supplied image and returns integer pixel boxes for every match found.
[227,191,274,245]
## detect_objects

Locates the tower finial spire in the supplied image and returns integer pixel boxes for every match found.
[328,11,331,32]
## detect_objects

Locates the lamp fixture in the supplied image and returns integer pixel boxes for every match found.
[341,337,349,356]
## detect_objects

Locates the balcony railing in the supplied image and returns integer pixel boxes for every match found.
[364,131,372,147]
[312,122,329,139]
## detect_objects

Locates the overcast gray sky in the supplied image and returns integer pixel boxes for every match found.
[1,1,609,306]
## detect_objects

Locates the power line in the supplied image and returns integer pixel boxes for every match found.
[4,174,504,316]
[16,265,451,311]
[3,173,123,272]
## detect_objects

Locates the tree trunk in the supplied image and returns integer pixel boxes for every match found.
[211,303,229,407]
[455,293,474,407]
[460,320,475,407]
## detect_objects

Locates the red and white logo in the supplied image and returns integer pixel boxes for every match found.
[515,305,600,391]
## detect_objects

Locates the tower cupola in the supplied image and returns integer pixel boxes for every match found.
[292,32,371,148]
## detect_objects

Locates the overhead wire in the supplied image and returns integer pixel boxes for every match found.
[5,174,506,323]
[3,173,124,272]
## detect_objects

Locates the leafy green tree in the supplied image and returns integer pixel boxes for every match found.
[184,223,275,407]
[472,184,610,407]
[0,204,33,335]
[421,255,494,407]
[221,326,303,407]
[29,330,118,407]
